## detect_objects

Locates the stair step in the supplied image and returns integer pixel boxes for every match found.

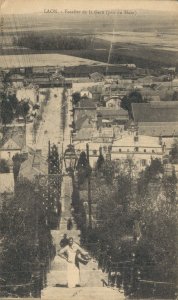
[41,286,124,300]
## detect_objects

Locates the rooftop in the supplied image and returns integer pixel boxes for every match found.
[73,128,94,141]
[97,107,129,118]
[0,127,25,149]
[132,102,178,123]
[19,149,48,181]
[112,133,162,148]
[138,122,178,137]
[75,98,97,109]
[75,115,94,131]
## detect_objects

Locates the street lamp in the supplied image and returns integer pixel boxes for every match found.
[64,144,78,174]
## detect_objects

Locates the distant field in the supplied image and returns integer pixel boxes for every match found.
[1,31,178,70]
[1,47,177,70]
[97,31,178,52]
[0,53,107,68]
[55,46,178,69]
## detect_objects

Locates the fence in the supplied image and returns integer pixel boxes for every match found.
[0,260,51,298]
[81,242,177,299]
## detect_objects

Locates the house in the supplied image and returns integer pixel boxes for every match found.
[103,91,127,102]
[105,96,122,109]
[89,72,104,82]
[88,85,103,101]
[148,95,161,102]
[16,88,37,104]
[9,73,25,86]
[72,128,95,143]
[111,132,165,171]
[0,172,14,209]
[96,107,129,127]
[172,79,178,87]
[0,127,25,160]
[132,102,178,138]
[92,127,115,143]
[74,98,97,123]
[74,115,95,132]
[19,149,48,181]
[80,89,92,99]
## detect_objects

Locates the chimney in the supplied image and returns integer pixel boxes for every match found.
[159,135,162,145]
[97,113,102,129]
[134,131,139,142]
[162,142,166,153]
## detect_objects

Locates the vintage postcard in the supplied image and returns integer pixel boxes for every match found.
[0,0,178,299]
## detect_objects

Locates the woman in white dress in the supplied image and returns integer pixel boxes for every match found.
[58,237,89,288]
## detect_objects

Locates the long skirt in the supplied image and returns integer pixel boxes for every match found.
[67,262,80,288]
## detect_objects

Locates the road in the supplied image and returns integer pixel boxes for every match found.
[28,87,72,159]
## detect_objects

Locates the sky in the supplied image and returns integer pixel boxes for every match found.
[0,0,178,14]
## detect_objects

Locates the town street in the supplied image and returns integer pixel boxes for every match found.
[35,87,67,157]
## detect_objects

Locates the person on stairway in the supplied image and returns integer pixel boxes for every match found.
[58,237,89,288]
[67,217,73,230]
[60,234,69,248]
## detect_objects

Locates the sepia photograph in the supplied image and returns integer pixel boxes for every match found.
[0,0,178,299]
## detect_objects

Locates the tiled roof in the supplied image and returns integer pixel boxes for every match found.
[1,127,25,149]
[76,98,97,109]
[138,122,178,137]
[132,102,178,123]
[75,115,94,131]
[97,108,129,117]
[73,128,94,141]
[19,150,48,181]
[113,134,161,148]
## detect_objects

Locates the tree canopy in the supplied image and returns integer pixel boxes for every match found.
[0,179,54,295]
[13,33,92,51]
[169,139,178,163]
[121,91,146,118]
[77,158,177,291]
[0,159,10,173]
[72,92,81,105]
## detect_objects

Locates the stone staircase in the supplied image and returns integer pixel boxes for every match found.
[42,287,125,300]
[41,286,124,300]
[41,175,125,299]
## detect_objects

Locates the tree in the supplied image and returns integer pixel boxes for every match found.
[72,92,80,105]
[0,159,10,173]
[0,179,53,296]
[95,153,105,171]
[91,174,135,262]
[146,158,164,177]
[169,139,178,163]
[1,98,14,124]
[48,144,59,174]
[172,91,178,101]
[76,151,91,184]
[48,144,61,228]
[16,100,30,119]
[77,151,88,169]
[0,93,18,125]
[100,160,115,184]
[12,153,26,181]
[121,91,145,118]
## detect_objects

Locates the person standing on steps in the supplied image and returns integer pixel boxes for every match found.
[59,234,69,248]
[58,237,89,288]
[67,217,73,230]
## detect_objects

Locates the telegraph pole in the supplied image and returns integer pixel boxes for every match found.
[86,143,92,228]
